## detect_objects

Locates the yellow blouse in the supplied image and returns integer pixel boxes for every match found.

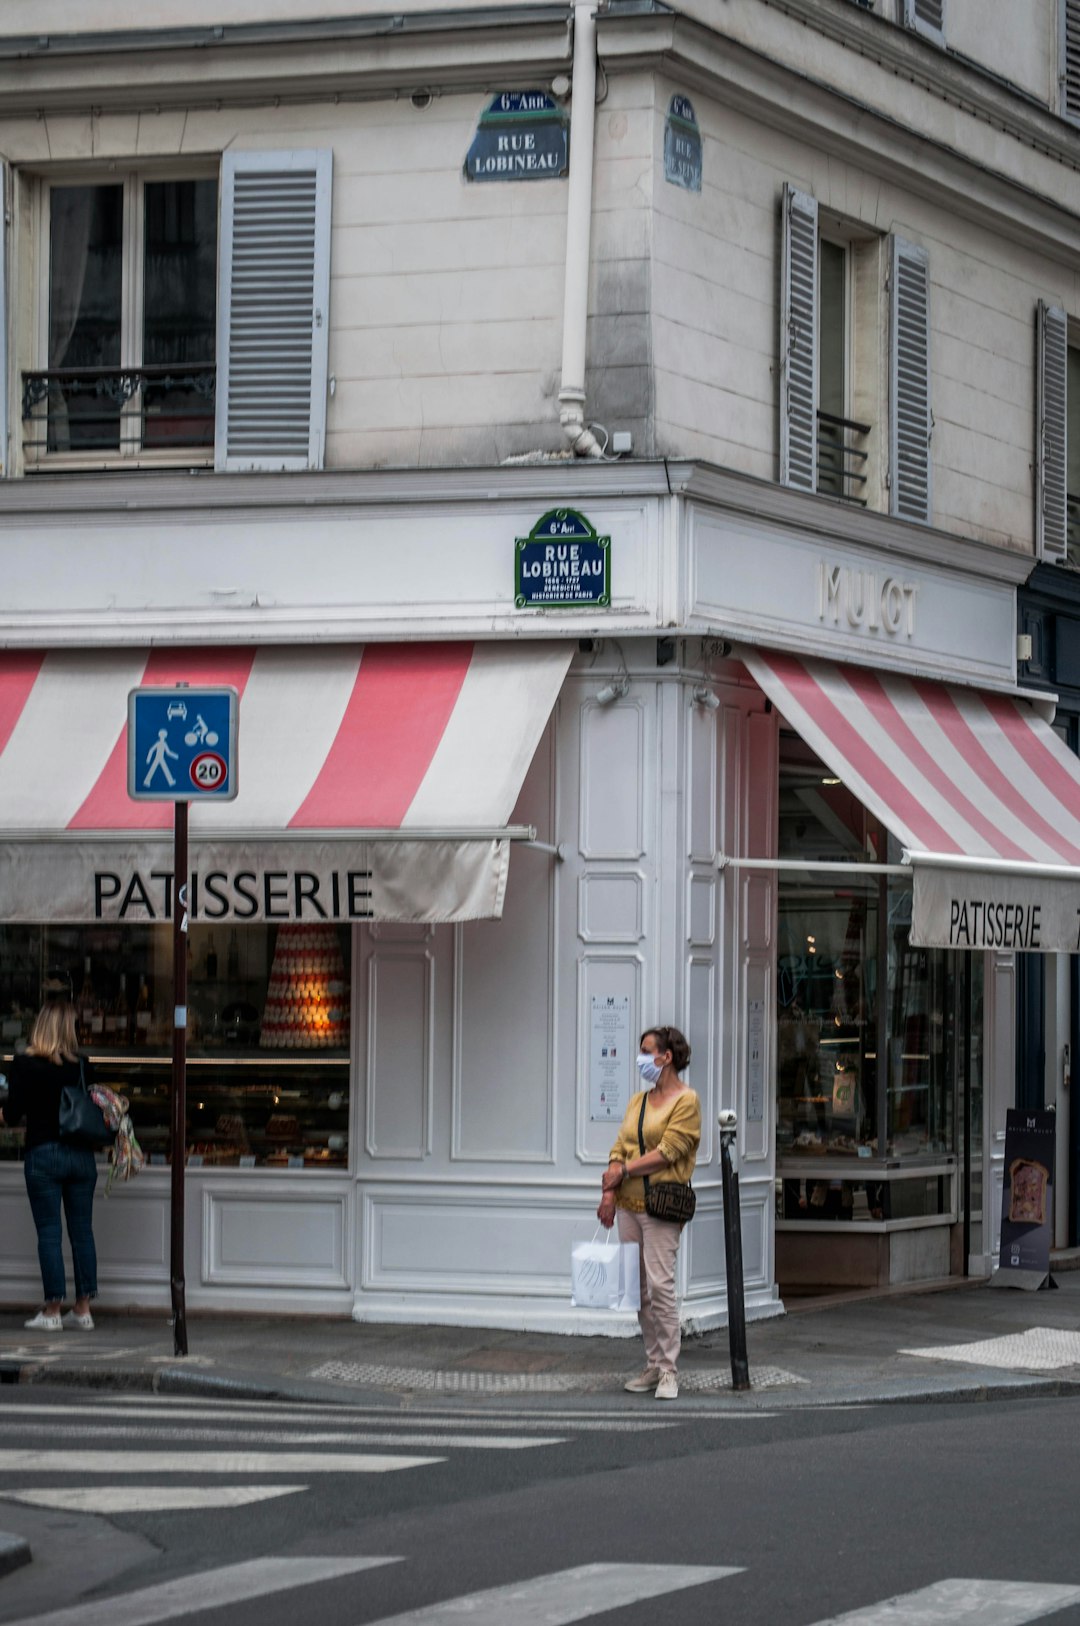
[608,1087,702,1213]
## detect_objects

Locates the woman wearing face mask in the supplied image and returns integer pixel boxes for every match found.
[597,1025,700,1400]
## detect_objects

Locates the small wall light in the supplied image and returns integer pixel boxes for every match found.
[595,678,630,705]
[692,685,720,711]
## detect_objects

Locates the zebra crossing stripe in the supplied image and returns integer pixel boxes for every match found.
[2,1486,307,1513]
[0,1450,441,1476]
[808,1578,1080,1625]
[0,1423,565,1451]
[0,1402,675,1433]
[3,1556,399,1626]
[360,1562,740,1625]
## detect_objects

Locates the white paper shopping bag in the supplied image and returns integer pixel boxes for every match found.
[571,1229,641,1311]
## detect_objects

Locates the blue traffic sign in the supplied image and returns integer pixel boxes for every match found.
[128,687,239,802]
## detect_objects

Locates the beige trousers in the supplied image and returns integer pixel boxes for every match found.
[617,1207,683,1376]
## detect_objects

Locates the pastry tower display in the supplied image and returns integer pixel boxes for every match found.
[259,925,350,1051]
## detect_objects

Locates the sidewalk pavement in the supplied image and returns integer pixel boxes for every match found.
[5,1273,1080,1410]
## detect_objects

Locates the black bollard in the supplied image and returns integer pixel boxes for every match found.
[719,1111,750,1391]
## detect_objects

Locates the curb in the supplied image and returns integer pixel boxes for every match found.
[0,1532,31,1579]
[3,1357,1080,1411]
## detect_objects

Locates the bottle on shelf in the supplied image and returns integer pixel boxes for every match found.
[77,957,95,1032]
[134,976,151,1045]
[106,973,130,1048]
[205,934,218,981]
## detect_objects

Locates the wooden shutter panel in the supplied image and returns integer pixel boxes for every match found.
[1037,301,1068,564]
[780,184,818,492]
[903,0,945,43]
[1061,0,1080,121]
[889,236,932,524]
[215,150,332,473]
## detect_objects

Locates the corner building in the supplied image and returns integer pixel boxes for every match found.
[0,0,1078,1326]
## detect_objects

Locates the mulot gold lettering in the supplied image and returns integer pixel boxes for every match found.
[818,562,918,637]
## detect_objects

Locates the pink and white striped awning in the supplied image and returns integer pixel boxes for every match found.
[0,642,569,834]
[0,642,571,925]
[743,648,1080,953]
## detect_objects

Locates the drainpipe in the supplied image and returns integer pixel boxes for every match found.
[558,2,602,457]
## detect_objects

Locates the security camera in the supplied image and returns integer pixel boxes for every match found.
[718,1109,738,1131]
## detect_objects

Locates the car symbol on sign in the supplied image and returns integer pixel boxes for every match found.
[167,701,188,721]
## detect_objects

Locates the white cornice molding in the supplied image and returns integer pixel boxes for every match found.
[755,0,1070,156]
[0,459,1032,584]
[0,8,573,113]
[599,10,1080,266]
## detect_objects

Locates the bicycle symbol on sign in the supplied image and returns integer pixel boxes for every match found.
[184,714,220,747]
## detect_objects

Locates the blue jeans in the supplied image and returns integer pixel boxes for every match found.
[23,1142,98,1304]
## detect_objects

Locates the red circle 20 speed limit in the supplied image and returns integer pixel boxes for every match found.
[190,751,228,791]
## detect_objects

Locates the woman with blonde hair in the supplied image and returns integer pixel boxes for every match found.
[0,1001,99,1331]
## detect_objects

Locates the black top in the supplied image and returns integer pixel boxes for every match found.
[3,1054,94,1151]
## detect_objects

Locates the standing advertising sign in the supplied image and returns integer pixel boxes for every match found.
[128,684,239,1356]
[991,1108,1058,1291]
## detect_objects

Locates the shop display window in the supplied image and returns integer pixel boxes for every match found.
[775,734,975,1225]
[0,922,351,1169]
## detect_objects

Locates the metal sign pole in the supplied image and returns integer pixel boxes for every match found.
[127,680,237,1358]
[170,799,189,1358]
[719,1111,750,1392]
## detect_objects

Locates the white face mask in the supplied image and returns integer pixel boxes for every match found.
[636,1052,664,1086]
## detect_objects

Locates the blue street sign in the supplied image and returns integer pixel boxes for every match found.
[128,686,239,802]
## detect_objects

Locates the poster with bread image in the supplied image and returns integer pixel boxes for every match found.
[993,1109,1057,1291]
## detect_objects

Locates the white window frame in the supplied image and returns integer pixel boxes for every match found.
[28,162,218,471]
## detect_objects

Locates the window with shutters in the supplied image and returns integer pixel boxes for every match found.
[902,0,945,46]
[780,190,882,507]
[1061,0,1080,124]
[22,171,219,466]
[18,149,332,475]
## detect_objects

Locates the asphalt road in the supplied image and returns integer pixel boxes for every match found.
[0,1387,1078,1625]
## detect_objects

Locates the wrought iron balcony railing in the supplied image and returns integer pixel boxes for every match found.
[22,363,216,457]
[817,409,870,505]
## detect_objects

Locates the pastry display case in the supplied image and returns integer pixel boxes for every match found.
[0,921,351,1169]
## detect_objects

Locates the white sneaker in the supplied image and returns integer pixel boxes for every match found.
[24,1310,62,1332]
[624,1367,661,1393]
[64,1310,95,1331]
[655,1372,679,1400]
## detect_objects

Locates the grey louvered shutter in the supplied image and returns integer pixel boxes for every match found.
[1061,0,1080,122]
[1037,301,1068,564]
[215,150,332,472]
[889,236,932,523]
[903,0,945,43]
[780,185,818,492]
[0,163,7,477]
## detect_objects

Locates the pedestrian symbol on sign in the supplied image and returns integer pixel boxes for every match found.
[144,729,180,789]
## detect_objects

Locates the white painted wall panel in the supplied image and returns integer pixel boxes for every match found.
[93,1191,169,1269]
[204,1186,348,1288]
[366,951,432,1160]
[578,872,645,944]
[452,725,556,1163]
[361,1186,600,1297]
[579,699,646,859]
